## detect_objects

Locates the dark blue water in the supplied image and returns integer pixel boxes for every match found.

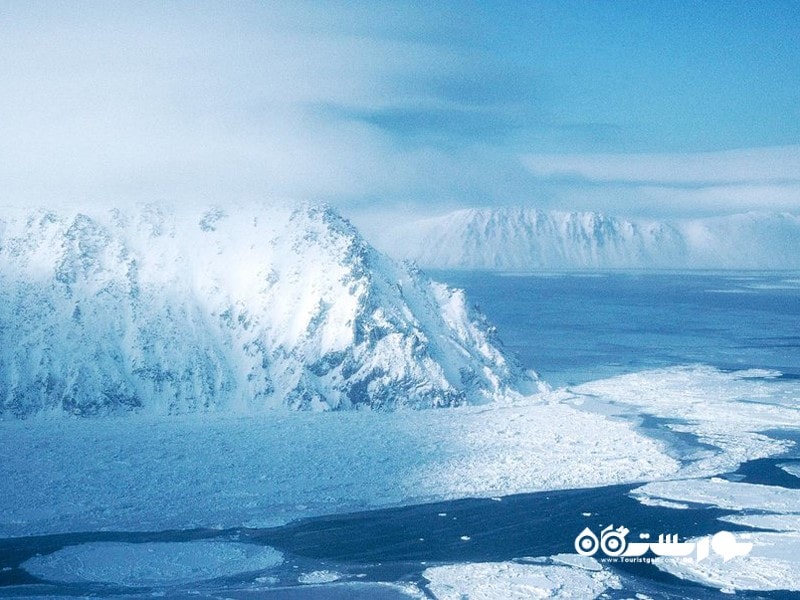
[434,271,800,387]
[3,272,799,599]
[2,471,798,599]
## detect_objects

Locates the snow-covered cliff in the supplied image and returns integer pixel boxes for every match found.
[373,208,800,270]
[0,203,531,417]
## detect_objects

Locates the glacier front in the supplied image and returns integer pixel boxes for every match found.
[0,203,532,417]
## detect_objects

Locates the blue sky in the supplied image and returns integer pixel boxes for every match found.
[0,0,798,218]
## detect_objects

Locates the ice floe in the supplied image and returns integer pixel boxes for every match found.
[297,569,343,584]
[633,477,800,592]
[656,530,800,592]
[634,496,690,510]
[550,553,603,571]
[22,541,283,586]
[574,366,800,476]
[423,560,619,599]
[779,462,800,479]
[632,478,800,512]
[719,513,800,532]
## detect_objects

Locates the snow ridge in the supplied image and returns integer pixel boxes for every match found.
[0,203,530,417]
[373,208,800,269]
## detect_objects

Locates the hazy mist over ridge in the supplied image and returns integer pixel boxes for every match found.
[1,2,798,224]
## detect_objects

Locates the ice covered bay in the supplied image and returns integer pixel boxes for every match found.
[0,399,678,538]
[4,363,799,540]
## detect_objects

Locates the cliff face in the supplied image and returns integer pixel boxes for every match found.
[373,208,800,270]
[0,203,529,417]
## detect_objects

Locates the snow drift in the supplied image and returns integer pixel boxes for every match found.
[371,208,800,270]
[0,203,529,417]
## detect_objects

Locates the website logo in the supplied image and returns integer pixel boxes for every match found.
[574,525,752,563]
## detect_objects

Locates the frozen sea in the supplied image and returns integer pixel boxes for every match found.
[2,271,800,599]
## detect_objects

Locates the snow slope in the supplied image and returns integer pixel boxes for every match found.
[0,203,531,417]
[369,208,800,269]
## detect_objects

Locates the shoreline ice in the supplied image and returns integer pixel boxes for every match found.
[3,364,798,540]
[0,397,678,538]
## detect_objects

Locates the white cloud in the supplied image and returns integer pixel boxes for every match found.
[517,147,800,218]
[0,3,796,220]
[0,2,507,208]
[534,182,800,219]
[521,147,800,185]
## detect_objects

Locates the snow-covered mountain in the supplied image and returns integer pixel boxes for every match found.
[371,208,800,270]
[0,203,533,418]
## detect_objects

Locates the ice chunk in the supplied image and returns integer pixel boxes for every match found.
[719,514,800,532]
[550,553,603,571]
[635,496,689,510]
[23,541,283,586]
[632,478,800,512]
[423,561,619,599]
[656,530,800,592]
[298,570,343,584]
[779,462,800,480]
